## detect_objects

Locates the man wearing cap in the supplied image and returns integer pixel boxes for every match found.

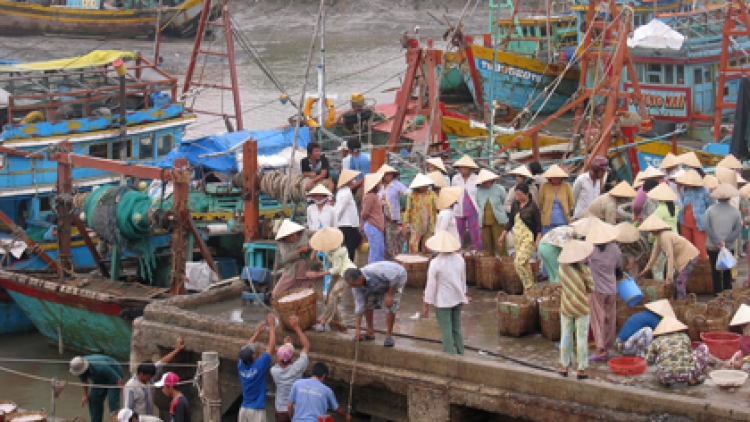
[300,142,333,192]
[345,139,370,192]
[238,313,277,422]
[123,338,185,417]
[344,261,407,347]
[117,408,161,422]
[573,156,609,219]
[288,363,350,422]
[273,220,316,298]
[334,169,362,261]
[339,143,351,173]
[69,354,125,422]
[154,372,189,422]
[270,316,310,422]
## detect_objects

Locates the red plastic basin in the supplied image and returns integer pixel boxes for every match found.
[608,356,647,376]
[701,332,741,360]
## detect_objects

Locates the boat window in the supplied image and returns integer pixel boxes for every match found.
[694,68,703,84]
[725,86,730,96]
[676,65,685,84]
[89,143,108,159]
[647,64,662,84]
[634,15,642,27]
[158,134,174,157]
[39,196,52,212]
[730,59,739,67]
[665,65,674,84]
[540,26,547,37]
[636,64,644,83]
[139,135,154,160]
[704,66,713,82]
[112,140,133,160]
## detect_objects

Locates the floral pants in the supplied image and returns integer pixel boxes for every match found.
[615,327,653,359]
[560,314,590,370]
[673,257,699,300]
[657,343,709,385]
[513,215,535,290]
[384,220,405,260]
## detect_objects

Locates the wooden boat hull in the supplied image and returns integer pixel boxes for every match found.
[0,0,218,38]
[0,288,35,335]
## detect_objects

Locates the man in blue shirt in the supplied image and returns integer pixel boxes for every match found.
[238,313,277,422]
[346,139,370,191]
[288,363,350,422]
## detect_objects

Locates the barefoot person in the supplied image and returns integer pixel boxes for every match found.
[273,220,316,298]
[308,227,353,333]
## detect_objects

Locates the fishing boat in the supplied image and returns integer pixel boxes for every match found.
[0,0,220,38]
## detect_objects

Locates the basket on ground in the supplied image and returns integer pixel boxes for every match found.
[670,293,697,323]
[272,288,318,331]
[539,295,561,341]
[5,412,46,422]
[464,252,479,286]
[477,256,502,290]
[637,278,675,302]
[608,356,647,376]
[709,370,748,388]
[395,254,431,288]
[0,402,18,422]
[499,256,524,295]
[497,292,537,337]
[685,303,729,341]
[701,332,741,360]
[687,259,713,294]
[617,304,647,330]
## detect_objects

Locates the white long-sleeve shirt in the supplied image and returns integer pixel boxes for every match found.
[436,208,459,242]
[334,186,359,227]
[451,173,479,217]
[424,252,468,308]
[307,203,335,230]
[572,172,602,219]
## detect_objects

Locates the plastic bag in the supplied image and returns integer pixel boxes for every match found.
[716,247,737,270]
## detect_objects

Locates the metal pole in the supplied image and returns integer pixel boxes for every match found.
[317,8,326,144]
[201,351,221,422]
[153,0,163,66]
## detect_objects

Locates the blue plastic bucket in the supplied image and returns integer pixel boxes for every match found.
[617,274,643,307]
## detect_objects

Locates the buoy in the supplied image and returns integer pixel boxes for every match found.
[302,97,335,128]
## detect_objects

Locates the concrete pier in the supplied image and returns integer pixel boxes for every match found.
[132,281,750,421]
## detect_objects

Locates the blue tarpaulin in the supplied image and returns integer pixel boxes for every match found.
[158,127,310,173]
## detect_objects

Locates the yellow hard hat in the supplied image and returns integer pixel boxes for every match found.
[138,181,148,191]
[351,93,364,103]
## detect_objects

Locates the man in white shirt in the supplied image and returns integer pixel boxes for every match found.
[123,338,184,416]
[573,156,609,219]
[334,169,362,260]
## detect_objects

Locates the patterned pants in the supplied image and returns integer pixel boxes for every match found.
[560,314,590,371]
[456,214,483,250]
[615,327,653,359]
[651,250,667,281]
[384,220,405,260]
[657,344,709,385]
[363,222,385,264]
[513,223,535,290]
[320,276,346,326]
[408,231,431,254]
[673,257,699,300]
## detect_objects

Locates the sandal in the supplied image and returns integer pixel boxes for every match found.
[576,372,589,380]
[558,369,568,377]
[353,334,375,341]
[383,337,395,347]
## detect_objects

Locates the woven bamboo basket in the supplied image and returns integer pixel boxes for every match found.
[272,287,318,331]
[617,304,647,330]
[637,278,675,302]
[687,258,714,295]
[5,412,45,422]
[395,254,431,288]
[685,303,729,341]
[464,252,479,286]
[670,293,697,323]
[497,292,537,337]
[499,256,524,295]
[0,402,18,422]
[539,295,561,341]
[477,256,502,290]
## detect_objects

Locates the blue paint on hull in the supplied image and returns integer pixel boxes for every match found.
[6,290,132,359]
[0,299,35,334]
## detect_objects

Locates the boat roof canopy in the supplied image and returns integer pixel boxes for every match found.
[0,50,138,73]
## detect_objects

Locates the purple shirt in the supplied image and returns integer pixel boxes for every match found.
[633,186,648,221]
[379,180,410,221]
[588,242,621,295]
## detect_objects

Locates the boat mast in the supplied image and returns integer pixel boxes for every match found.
[317,8,326,143]
[153,0,163,65]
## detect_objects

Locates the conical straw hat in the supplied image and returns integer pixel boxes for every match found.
[642,166,666,179]
[425,157,447,173]
[678,151,702,169]
[703,174,719,189]
[542,164,568,179]
[616,222,641,243]
[647,183,678,202]
[427,171,448,189]
[508,165,532,178]
[659,153,680,169]
[453,155,479,169]
[409,173,434,189]
[308,185,332,196]
[275,219,305,240]
[718,154,743,170]
[363,173,384,193]
[377,164,399,174]
[557,239,594,264]
[710,182,740,200]
[638,214,670,232]
[309,227,344,252]
[653,316,688,336]
[738,174,748,186]
[668,168,685,180]
[740,184,750,199]
[338,169,361,188]
[475,169,499,185]
[633,171,645,189]
[425,230,461,253]
[437,187,462,209]
[645,299,676,318]
[675,169,703,187]
[608,181,637,198]
[586,220,619,245]
[731,304,750,326]
[570,216,600,237]
[716,166,738,187]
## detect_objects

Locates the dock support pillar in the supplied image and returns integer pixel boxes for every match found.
[201,351,221,422]
[407,385,449,422]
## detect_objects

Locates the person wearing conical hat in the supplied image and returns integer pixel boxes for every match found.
[586,220,622,361]
[425,157,450,185]
[633,166,666,221]
[426,171,448,193]
[728,304,750,369]
[615,299,674,360]
[646,316,709,386]
[539,165,574,241]
[306,185,335,231]
[705,183,743,295]
[361,173,386,264]
[677,169,712,260]
[422,231,468,355]
[402,174,438,253]
[505,164,539,214]
[451,155,483,249]
[334,169,363,261]
[273,220,317,298]
[307,227,354,333]
[582,181,637,224]
[378,164,410,260]
[537,225,576,284]
[642,182,682,280]
[498,183,542,292]
[557,239,595,379]
[678,151,703,172]
[718,154,743,170]
[659,152,681,178]
[436,187,461,243]
[573,156,609,219]
[476,169,508,257]
[637,214,699,300]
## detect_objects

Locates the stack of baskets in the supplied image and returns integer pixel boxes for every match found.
[684,302,730,341]
[477,255,502,290]
[497,292,537,337]
[671,293,698,323]
[637,278,675,303]
[687,259,714,294]
[394,254,431,288]
[499,255,524,295]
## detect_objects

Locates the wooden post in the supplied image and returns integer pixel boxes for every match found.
[201,351,221,422]
[243,140,259,241]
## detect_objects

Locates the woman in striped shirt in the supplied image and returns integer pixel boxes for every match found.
[558,239,595,380]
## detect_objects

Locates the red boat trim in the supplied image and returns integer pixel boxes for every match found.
[464,46,485,106]
[0,277,124,316]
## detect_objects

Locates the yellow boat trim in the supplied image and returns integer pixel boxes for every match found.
[471,44,580,80]
[442,116,568,149]
[0,51,137,73]
[498,16,576,24]
[571,2,682,12]
[41,239,92,251]
[1,9,154,25]
[633,141,722,167]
